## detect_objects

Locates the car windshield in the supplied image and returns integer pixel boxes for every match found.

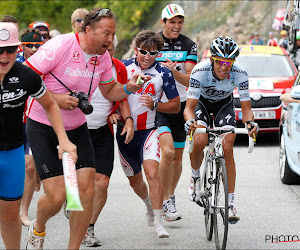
[236,54,294,77]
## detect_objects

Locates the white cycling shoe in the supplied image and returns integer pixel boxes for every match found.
[228,205,240,224]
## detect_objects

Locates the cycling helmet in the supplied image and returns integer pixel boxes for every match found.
[210,36,239,59]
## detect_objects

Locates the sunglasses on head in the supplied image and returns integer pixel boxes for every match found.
[137,47,159,57]
[22,42,43,49]
[75,17,84,23]
[91,8,111,20]
[0,46,18,55]
[212,57,235,67]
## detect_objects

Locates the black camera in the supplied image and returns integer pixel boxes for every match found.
[70,92,93,115]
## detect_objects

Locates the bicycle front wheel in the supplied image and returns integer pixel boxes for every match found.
[213,158,228,250]
[203,151,213,241]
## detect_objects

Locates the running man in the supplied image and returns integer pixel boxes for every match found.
[119,29,180,238]
[184,36,258,223]
[0,22,76,250]
[24,8,148,249]
[156,3,198,221]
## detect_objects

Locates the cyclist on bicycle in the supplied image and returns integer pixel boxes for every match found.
[183,36,258,223]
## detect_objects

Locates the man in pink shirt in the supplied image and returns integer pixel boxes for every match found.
[25,8,149,250]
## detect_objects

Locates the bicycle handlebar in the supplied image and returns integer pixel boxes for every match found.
[187,127,254,154]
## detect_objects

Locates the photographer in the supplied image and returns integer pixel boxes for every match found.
[24,8,148,250]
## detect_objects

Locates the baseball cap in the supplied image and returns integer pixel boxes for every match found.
[0,22,21,47]
[21,31,42,43]
[29,21,49,31]
[161,4,185,20]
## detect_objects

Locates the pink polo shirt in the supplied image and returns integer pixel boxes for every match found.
[26,33,114,130]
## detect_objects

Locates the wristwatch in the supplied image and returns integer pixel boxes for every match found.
[151,101,159,111]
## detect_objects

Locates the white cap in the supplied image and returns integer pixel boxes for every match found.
[161,4,185,20]
[0,22,21,47]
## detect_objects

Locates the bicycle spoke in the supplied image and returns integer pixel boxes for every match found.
[213,158,228,250]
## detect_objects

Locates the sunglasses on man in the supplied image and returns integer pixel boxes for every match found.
[91,8,111,20]
[212,57,235,67]
[0,46,18,55]
[137,47,159,57]
[22,42,43,49]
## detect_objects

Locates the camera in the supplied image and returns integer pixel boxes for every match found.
[70,92,93,115]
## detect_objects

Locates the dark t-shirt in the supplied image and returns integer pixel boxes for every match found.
[0,62,46,150]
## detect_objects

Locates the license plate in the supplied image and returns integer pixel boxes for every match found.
[253,111,276,119]
[238,111,276,120]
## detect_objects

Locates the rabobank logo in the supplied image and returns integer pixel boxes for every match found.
[64,67,100,79]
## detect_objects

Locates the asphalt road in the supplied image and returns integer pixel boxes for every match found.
[2,134,300,249]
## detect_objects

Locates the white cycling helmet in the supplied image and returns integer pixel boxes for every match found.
[161,4,185,20]
[210,36,239,59]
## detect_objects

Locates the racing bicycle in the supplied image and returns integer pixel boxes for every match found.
[188,117,254,250]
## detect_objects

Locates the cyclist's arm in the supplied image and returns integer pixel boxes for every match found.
[280,92,300,103]
[156,96,180,113]
[183,98,198,121]
[240,100,254,124]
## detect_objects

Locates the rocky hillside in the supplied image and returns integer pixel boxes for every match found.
[152,0,287,58]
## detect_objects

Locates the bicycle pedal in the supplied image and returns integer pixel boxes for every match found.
[196,200,203,207]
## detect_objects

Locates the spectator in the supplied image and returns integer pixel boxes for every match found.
[29,21,50,43]
[279,30,288,49]
[251,32,264,45]
[267,31,278,46]
[248,33,254,45]
[71,8,89,33]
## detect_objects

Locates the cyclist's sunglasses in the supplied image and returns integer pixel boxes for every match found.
[137,47,159,57]
[91,8,111,20]
[0,46,18,55]
[212,57,235,67]
[75,17,84,23]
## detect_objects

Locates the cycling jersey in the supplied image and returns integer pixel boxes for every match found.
[26,32,114,130]
[156,32,198,102]
[122,58,179,131]
[187,60,250,102]
[0,62,46,151]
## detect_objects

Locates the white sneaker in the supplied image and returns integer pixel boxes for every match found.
[82,226,101,247]
[146,208,154,226]
[162,199,181,221]
[228,205,240,224]
[26,219,46,250]
[155,223,169,238]
[63,200,70,219]
[188,177,201,201]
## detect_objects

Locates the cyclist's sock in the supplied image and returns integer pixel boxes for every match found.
[153,209,162,225]
[228,193,235,206]
[191,168,200,178]
[143,196,152,210]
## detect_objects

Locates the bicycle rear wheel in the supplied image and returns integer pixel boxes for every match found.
[203,151,213,241]
[213,158,228,250]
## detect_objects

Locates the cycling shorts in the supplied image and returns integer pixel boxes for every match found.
[23,123,30,155]
[157,101,186,149]
[26,118,95,181]
[89,124,114,178]
[195,95,236,128]
[116,127,160,177]
[0,146,25,201]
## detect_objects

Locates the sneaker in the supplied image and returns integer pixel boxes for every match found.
[162,199,181,221]
[63,200,70,219]
[228,205,240,224]
[26,219,46,250]
[188,177,201,202]
[82,226,101,247]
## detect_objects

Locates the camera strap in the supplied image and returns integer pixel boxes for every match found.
[49,56,97,97]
